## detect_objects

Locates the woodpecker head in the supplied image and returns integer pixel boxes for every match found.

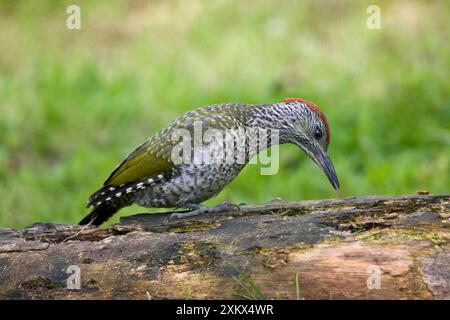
[276,97,340,191]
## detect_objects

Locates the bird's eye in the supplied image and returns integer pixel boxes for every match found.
[314,126,323,140]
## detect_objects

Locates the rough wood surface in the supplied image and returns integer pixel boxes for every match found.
[0,194,449,300]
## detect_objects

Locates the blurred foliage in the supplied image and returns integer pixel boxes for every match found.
[0,0,448,228]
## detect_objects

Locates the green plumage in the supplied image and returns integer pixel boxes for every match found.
[80,99,339,227]
[104,103,248,187]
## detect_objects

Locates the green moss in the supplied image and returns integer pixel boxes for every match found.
[162,241,221,271]
[356,227,448,246]
[167,221,222,233]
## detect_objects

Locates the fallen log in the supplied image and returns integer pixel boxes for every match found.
[0,194,449,299]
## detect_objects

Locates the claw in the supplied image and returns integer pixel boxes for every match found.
[169,211,202,219]
[214,201,240,211]
[168,202,239,219]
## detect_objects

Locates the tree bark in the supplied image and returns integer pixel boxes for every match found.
[0,194,449,300]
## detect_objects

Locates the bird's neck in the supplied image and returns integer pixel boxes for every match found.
[244,103,292,145]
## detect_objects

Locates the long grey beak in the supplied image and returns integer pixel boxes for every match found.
[306,145,340,191]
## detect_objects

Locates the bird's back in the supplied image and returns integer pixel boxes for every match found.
[84,103,252,220]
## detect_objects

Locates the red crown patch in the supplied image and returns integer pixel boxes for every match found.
[281,98,330,144]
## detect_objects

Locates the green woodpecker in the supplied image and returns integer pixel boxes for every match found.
[80,98,339,226]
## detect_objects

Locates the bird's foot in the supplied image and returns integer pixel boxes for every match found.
[266,197,284,204]
[169,202,240,219]
[169,210,203,219]
[169,203,207,219]
[209,201,240,213]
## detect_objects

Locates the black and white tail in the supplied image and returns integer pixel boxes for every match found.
[79,201,126,226]
[79,174,165,226]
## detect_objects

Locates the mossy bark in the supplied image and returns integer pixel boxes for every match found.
[0,194,449,299]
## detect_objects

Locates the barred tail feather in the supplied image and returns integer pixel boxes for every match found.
[79,202,122,226]
[81,184,136,226]
[81,174,167,226]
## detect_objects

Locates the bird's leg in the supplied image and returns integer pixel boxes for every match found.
[169,202,240,219]
[209,201,240,212]
[169,203,208,219]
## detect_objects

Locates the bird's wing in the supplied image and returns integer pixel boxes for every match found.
[103,104,247,187]
[104,132,174,186]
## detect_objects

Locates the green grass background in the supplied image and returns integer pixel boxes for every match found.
[0,0,448,228]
